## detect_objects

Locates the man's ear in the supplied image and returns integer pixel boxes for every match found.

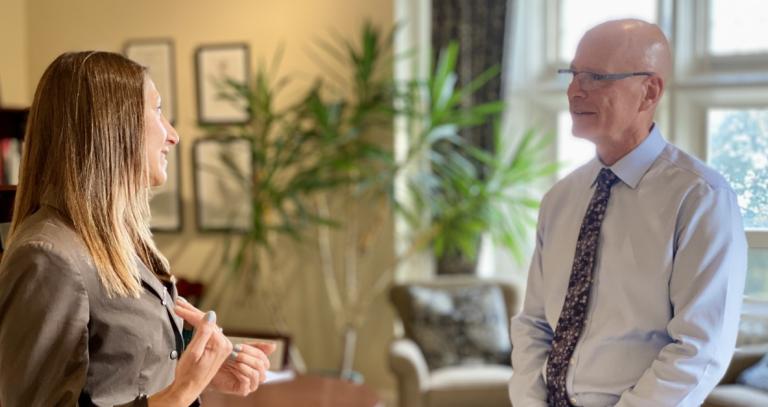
[639,76,664,112]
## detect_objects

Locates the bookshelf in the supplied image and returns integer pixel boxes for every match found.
[0,185,14,223]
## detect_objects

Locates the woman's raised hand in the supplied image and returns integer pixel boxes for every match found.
[148,306,232,406]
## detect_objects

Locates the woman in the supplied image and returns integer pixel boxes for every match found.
[0,51,272,406]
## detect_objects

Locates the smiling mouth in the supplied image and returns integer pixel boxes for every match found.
[572,110,596,116]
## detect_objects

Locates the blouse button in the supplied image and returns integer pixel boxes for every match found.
[170,350,179,360]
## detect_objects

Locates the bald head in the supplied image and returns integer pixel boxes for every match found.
[578,19,672,81]
[568,19,672,165]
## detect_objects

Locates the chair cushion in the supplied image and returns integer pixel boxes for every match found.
[405,284,511,370]
[426,366,513,407]
[737,352,768,391]
[705,384,768,407]
[428,365,513,389]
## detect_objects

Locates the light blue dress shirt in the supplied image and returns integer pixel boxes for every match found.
[509,125,747,407]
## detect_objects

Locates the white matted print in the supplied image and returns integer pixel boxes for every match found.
[125,39,177,124]
[195,43,250,124]
[193,137,252,232]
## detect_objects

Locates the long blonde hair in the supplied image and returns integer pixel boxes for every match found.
[10,51,170,298]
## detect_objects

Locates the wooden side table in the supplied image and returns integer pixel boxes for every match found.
[200,374,384,407]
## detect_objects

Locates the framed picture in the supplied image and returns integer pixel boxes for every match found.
[149,147,182,232]
[195,43,250,125]
[124,39,177,124]
[193,137,252,232]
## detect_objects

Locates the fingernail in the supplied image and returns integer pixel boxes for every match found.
[204,310,217,323]
[229,350,239,361]
[234,344,243,352]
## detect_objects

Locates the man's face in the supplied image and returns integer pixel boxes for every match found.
[567,37,647,146]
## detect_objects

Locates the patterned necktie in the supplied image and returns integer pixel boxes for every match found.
[546,168,620,407]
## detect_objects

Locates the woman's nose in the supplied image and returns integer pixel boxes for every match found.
[165,119,179,145]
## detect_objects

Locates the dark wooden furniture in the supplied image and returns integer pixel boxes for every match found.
[0,185,14,223]
[0,185,13,260]
[0,108,27,140]
[0,108,26,255]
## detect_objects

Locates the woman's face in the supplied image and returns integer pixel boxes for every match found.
[143,77,179,187]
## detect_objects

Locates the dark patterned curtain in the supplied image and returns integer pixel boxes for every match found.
[432,0,509,155]
[432,0,510,275]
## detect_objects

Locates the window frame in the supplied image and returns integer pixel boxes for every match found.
[703,0,768,69]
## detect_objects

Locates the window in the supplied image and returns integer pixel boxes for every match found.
[559,0,657,61]
[507,0,768,299]
[707,109,768,230]
[747,249,768,299]
[709,0,768,56]
[556,111,593,178]
[707,109,768,299]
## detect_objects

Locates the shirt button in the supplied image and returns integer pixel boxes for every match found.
[170,350,178,360]
[161,299,167,306]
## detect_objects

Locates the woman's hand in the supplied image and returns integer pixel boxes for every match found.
[148,307,232,406]
[206,340,275,395]
[174,298,277,396]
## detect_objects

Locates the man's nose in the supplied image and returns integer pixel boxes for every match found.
[567,77,586,99]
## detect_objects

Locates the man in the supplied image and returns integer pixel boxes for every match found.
[509,19,747,407]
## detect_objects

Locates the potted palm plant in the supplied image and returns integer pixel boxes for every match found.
[400,42,557,275]
[199,23,555,379]
[198,23,400,376]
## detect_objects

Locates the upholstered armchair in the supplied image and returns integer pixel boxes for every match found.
[704,344,768,407]
[388,276,518,407]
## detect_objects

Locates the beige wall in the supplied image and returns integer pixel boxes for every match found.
[19,0,397,401]
[0,0,28,106]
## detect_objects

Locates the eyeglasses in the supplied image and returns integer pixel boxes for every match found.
[558,68,655,90]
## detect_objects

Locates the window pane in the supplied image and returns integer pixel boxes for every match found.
[710,0,768,55]
[707,109,768,230]
[559,0,657,62]
[747,248,768,300]
[557,111,594,178]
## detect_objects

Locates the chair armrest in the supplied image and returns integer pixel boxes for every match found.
[719,344,768,384]
[389,338,429,397]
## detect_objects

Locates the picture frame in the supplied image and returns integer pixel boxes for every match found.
[124,39,177,124]
[195,43,250,125]
[149,147,183,232]
[193,137,252,232]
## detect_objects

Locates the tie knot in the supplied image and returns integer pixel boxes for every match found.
[596,168,620,189]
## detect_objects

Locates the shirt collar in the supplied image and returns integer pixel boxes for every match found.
[587,124,667,189]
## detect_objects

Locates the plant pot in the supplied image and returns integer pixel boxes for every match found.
[437,253,477,275]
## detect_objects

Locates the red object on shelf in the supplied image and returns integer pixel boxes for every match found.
[175,277,205,307]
